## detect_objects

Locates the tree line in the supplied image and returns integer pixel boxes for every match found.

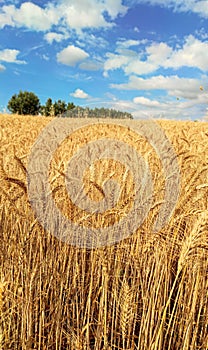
[7,90,133,119]
[62,106,133,119]
[7,90,75,117]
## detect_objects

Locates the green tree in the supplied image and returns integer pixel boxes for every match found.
[67,102,75,111]
[7,90,41,115]
[53,99,67,116]
[41,98,53,116]
[40,99,75,117]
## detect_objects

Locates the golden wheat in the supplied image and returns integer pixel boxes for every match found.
[0,113,207,350]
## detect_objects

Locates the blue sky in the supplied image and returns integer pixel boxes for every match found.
[0,0,208,120]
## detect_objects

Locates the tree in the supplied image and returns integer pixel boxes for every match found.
[41,99,75,117]
[61,106,133,119]
[7,90,40,115]
[41,98,53,116]
[53,99,67,116]
[67,102,75,111]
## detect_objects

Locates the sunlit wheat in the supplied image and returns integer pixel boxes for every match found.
[0,113,207,350]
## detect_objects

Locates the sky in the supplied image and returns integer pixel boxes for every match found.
[0,0,208,120]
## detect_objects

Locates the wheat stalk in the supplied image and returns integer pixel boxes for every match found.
[0,114,208,349]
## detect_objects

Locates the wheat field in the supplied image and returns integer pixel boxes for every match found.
[0,113,208,350]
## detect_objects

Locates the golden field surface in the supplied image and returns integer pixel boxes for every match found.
[0,113,208,350]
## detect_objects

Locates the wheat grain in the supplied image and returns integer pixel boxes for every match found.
[0,113,207,349]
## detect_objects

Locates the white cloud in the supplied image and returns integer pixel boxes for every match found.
[109,94,207,120]
[104,52,132,72]
[116,39,145,49]
[0,63,5,71]
[44,32,69,44]
[70,88,90,99]
[133,96,160,107]
[0,0,207,39]
[193,1,208,18]
[134,26,140,33]
[147,42,172,63]
[138,0,208,18]
[0,6,14,28]
[195,28,208,40]
[42,54,49,61]
[0,0,128,33]
[76,34,108,49]
[125,60,156,75]
[61,0,128,30]
[104,35,208,76]
[57,45,89,66]
[0,3,59,31]
[79,60,103,71]
[104,42,170,76]
[66,72,93,81]
[111,75,204,99]
[123,42,172,75]
[14,2,58,30]
[103,0,128,18]
[62,0,110,30]
[163,35,208,71]
[0,49,26,64]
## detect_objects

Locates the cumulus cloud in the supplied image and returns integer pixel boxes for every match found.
[0,0,128,33]
[0,49,26,64]
[163,35,208,71]
[104,52,132,72]
[62,0,109,30]
[104,0,128,18]
[0,3,59,31]
[138,0,208,18]
[147,42,172,63]
[70,88,90,99]
[44,32,69,44]
[109,94,207,120]
[61,0,128,30]
[111,75,204,99]
[104,42,170,76]
[133,96,160,107]
[57,45,89,66]
[109,70,208,119]
[0,7,14,28]
[116,39,145,49]
[192,0,208,18]
[104,35,208,76]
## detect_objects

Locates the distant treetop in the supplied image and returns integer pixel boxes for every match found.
[61,106,133,119]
